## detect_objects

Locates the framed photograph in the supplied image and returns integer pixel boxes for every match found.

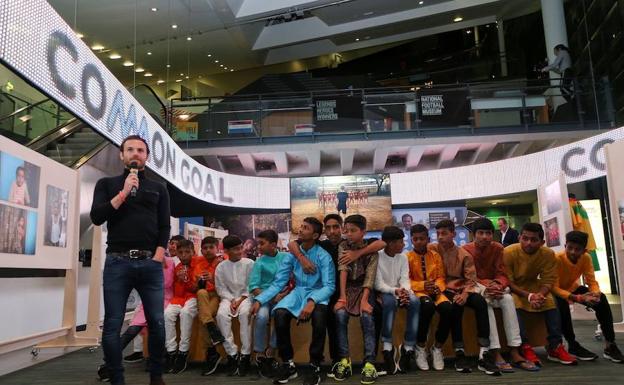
[0,151,41,208]
[44,185,69,247]
[0,203,37,255]
[544,216,561,247]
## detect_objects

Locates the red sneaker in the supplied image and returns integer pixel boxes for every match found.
[521,344,541,366]
[547,344,578,365]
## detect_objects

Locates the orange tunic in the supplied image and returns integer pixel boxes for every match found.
[193,256,223,293]
[170,256,202,306]
[553,251,600,299]
[405,249,449,305]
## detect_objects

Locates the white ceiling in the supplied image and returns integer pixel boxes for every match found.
[48,0,540,89]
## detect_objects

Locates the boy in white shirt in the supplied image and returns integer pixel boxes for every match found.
[374,226,420,375]
[215,235,255,376]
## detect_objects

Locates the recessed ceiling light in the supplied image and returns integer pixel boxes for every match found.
[207,54,212,57]
[185,76,189,79]
[109,53,121,59]
[454,16,463,22]
[91,44,105,50]
[230,69,234,72]
[224,67,228,70]
[214,60,219,63]
[144,72,153,77]
[219,64,223,67]
[151,7,158,12]
[157,79,165,84]
[179,73,184,76]
[166,64,171,68]
[147,51,152,55]
[186,36,192,41]
[466,29,472,34]
[175,79,182,82]
[135,68,145,73]
[419,1,424,4]
[123,60,134,67]
[355,38,360,41]
[75,32,84,38]
[171,24,178,29]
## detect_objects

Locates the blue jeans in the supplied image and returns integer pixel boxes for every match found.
[336,296,376,363]
[380,293,420,348]
[102,255,165,384]
[517,308,563,350]
[254,302,277,353]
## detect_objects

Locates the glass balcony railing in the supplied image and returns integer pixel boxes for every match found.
[170,77,616,148]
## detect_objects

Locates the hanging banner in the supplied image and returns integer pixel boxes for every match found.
[418,89,470,127]
[313,96,363,132]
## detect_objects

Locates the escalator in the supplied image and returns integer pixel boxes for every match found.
[0,84,168,168]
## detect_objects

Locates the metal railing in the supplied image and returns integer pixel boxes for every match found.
[170,77,615,147]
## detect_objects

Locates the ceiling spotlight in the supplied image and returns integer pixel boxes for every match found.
[157,79,165,84]
[151,7,158,12]
[214,60,219,63]
[179,73,184,76]
[355,38,360,41]
[91,44,105,50]
[454,16,463,22]
[109,53,121,59]
[419,1,424,4]
[123,60,134,67]
[135,68,145,73]
[147,51,152,55]
[230,69,234,72]
[224,67,228,70]
[171,24,178,29]
[175,79,182,82]
[207,54,212,57]
[75,32,84,38]
[219,64,223,67]
[144,72,153,77]
[185,76,189,79]
[186,36,192,41]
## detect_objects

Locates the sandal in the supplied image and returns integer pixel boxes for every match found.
[496,361,515,373]
[513,360,540,372]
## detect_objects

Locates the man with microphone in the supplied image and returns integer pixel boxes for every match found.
[91,135,171,385]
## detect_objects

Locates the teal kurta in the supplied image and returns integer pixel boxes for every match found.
[248,251,289,293]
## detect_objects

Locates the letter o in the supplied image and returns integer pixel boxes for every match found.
[191,167,202,194]
[560,147,586,178]
[81,64,106,120]
[589,139,614,171]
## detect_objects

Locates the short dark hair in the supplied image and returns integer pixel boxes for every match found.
[120,135,150,155]
[471,218,494,233]
[201,236,218,247]
[410,224,429,236]
[170,235,185,243]
[382,226,404,242]
[521,223,544,240]
[15,166,25,176]
[344,214,367,230]
[222,235,243,250]
[176,239,194,251]
[323,214,343,225]
[402,213,413,221]
[257,229,278,244]
[566,231,588,248]
[435,219,455,232]
[303,217,323,239]
[497,217,508,224]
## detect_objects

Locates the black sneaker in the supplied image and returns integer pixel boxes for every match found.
[604,343,624,363]
[97,364,111,382]
[165,351,177,373]
[172,351,188,374]
[273,362,298,384]
[477,350,502,376]
[239,354,251,377]
[374,362,387,377]
[569,341,598,361]
[206,321,225,345]
[201,347,222,376]
[226,354,239,376]
[257,356,277,378]
[398,345,414,373]
[123,351,144,363]
[454,350,472,373]
[302,363,322,385]
[382,348,397,375]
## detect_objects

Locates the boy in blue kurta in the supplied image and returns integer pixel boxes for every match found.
[252,217,335,385]
[249,229,291,378]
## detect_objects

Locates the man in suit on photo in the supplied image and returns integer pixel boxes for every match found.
[496,218,519,247]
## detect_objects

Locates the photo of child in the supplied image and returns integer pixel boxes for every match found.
[0,151,40,208]
[0,203,37,255]
[44,185,69,247]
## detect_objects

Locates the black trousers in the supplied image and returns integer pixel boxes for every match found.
[326,294,339,363]
[445,291,491,348]
[275,305,328,365]
[417,296,452,344]
[556,286,615,343]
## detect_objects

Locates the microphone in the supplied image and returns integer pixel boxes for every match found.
[129,161,138,197]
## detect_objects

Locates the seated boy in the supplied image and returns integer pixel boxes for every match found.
[430,220,498,376]
[251,217,335,385]
[164,239,201,374]
[504,223,576,366]
[249,230,291,378]
[194,236,226,376]
[215,235,255,376]
[463,218,535,372]
[374,226,420,375]
[405,224,452,371]
[332,215,379,384]
[553,231,623,363]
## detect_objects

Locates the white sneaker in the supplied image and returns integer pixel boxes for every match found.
[415,346,429,371]
[431,346,445,371]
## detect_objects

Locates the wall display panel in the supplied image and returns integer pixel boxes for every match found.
[291,174,391,232]
[580,199,611,293]
[0,135,78,269]
[0,0,289,210]
[391,127,624,205]
[537,175,572,254]
[391,207,469,251]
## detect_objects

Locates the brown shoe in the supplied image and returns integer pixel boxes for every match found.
[149,376,166,385]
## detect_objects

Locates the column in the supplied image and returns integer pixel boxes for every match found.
[541,0,568,76]
[496,19,508,77]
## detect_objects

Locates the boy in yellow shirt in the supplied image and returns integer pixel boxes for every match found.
[554,231,623,363]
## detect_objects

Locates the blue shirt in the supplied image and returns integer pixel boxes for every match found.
[248,251,288,293]
[255,244,335,317]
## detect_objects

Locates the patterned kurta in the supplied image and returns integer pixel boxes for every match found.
[429,243,477,294]
[337,240,378,315]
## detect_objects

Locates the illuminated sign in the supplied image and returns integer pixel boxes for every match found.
[0,1,289,209]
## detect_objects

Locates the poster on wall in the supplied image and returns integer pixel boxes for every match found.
[291,174,392,232]
[544,180,563,215]
[0,204,37,254]
[543,216,561,247]
[392,206,468,251]
[184,222,228,256]
[418,89,470,127]
[537,175,572,253]
[313,96,364,132]
[44,185,68,247]
[0,151,40,208]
